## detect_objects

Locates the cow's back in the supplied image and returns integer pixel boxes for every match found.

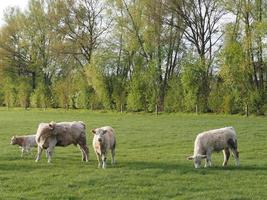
[195,127,236,152]
[54,121,86,146]
[25,135,37,147]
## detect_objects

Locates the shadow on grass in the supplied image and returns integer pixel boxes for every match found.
[1,156,267,174]
[207,164,267,171]
[0,162,38,172]
[115,160,267,173]
[116,160,193,173]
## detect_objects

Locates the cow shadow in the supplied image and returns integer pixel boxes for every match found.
[207,164,267,171]
[114,160,267,173]
[116,160,190,172]
[0,162,37,172]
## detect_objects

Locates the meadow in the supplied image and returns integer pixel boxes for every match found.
[0,108,266,200]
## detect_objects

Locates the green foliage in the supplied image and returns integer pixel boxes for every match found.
[143,61,161,112]
[30,83,51,109]
[17,78,32,109]
[249,90,266,115]
[221,92,242,114]
[111,76,127,112]
[75,86,92,109]
[208,80,224,113]
[85,58,110,109]
[127,60,160,112]
[3,78,17,108]
[53,78,72,109]
[219,23,256,114]
[181,56,205,112]
[164,77,184,112]
[127,72,146,112]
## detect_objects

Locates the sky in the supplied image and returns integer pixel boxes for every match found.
[0,0,28,26]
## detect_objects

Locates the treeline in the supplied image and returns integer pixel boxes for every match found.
[0,0,266,114]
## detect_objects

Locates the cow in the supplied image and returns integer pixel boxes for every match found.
[10,135,36,157]
[92,126,116,169]
[187,127,239,168]
[35,121,89,163]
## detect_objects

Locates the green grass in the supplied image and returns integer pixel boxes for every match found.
[0,108,266,200]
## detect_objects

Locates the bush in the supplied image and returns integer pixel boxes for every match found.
[164,78,184,112]
[30,84,52,108]
[249,91,265,115]
[3,78,17,108]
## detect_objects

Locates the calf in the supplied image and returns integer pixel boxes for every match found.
[10,135,36,157]
[187,127,239,168]
[92,126,116,168]
[35,121,89,163]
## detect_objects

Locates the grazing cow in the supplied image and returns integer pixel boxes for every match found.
[10,135,36,157]
[187,127,239,168]
[35,121,89,163]
[92,126,116,168]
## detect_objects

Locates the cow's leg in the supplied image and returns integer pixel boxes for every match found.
[47,147,54,163]
[78,145,85,161]
[47,140,57,163]
[101,154,107,169]
[82,145,89,162]
[232,149,239,166]
[25,146,31,155]
[111,148,115,165]
[228,138,240,166]
[21,148,26,157]
[78,135,89,162]
[222,148,230,166]
[79,144,89,162]
[95,152,102,168]
[35,146,43,162]
[205,151,212,167]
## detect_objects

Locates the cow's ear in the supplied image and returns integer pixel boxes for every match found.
[49,122,56,130]
[91,129,96,134]
[187,156,194,160]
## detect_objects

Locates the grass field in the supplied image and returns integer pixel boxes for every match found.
[0,108,266,200]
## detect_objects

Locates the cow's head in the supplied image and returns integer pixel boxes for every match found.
[187,154,207,168]
[10,136,17,145]
[92,128,107,143]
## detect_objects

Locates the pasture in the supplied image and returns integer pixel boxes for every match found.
[0,109,266,200]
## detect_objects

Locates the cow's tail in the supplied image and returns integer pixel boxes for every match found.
[36,134,41,143]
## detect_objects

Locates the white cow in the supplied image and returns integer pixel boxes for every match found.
[10,135,36,157]
[187,127,239,168]
[92,126,116,169]
[35,121,89,163]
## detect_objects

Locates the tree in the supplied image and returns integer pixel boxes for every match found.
[169,0,225,111]
[52,0,110,67]
[222,0,267,115]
